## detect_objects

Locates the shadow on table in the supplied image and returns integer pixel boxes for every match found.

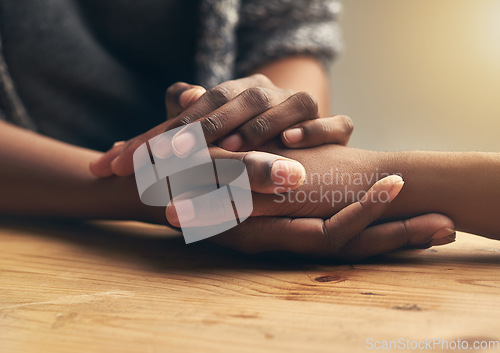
[1,217,499,274]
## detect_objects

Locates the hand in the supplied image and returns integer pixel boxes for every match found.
[166,174,456,259]
[89,74,354,177]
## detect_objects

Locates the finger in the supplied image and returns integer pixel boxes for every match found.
[169,174,403,255]
[282,115,354,148]
[90,75,273,177]
[210,176,455,258]
[210,213,455,258]
[317,175,405,251]
[169,74,275,128]
[210,216,327,254]
[338,214,456,260]
[165,186,250,228]
[109,122,169,176]
[89,141,126,177]
[165,82,206,119]
[220,91,319,152]
[91,82,206,178]
[170,87,283,157]
[166,84,241,129]
[210,213,456,258]
[90,84,276,177]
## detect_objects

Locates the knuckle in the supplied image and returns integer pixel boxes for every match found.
[402,219,411,242]
[244,87,271,110]
[250,73,272,86]
[201,113,225,136]
[321,222,347,255]
[293,91,319,118]
[249,115,272,137]
[177,115,194,127]
[205,85,233,106]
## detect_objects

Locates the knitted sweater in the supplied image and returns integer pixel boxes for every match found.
[0,0,342,148]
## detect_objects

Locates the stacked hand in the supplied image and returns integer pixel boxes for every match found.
[90,75,455,259]
[90,74,353,180]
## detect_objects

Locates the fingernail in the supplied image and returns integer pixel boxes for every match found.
[113,141,125,148]
[387,178,405,203]
[432,227,456,240]
[429,233,456,247]
[362,175,404,203]
[171,131,196,157]
[220,133,243,151]
[172,199,195,224]
[271,160,306,187]
[151,135,172,159]
[283,128,304,144]
[179,87,205,108]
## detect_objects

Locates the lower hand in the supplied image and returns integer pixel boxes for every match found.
[166,172,455,259]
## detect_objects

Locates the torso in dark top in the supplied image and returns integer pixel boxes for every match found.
[0,0,200,150]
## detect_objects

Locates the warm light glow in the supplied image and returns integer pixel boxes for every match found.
[332,0,500,152]
[473,1,500,69]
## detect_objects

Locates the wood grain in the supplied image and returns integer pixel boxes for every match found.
[1,219,500,353]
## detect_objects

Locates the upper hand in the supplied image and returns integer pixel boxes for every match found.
[89,74,353,178]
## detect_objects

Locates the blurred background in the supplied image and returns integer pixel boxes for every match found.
[330,0,500,151]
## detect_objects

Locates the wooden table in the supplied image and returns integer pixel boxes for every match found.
[1,219,500,353]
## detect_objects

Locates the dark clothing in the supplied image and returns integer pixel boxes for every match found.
[0,0,341,151]
[0,0,199,150]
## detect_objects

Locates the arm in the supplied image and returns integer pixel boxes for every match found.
[383,151,500,238]
[0,121,312,222]
[236,0,340,118]
[245,145,500,240]
[0,121,165,223]
[253,56,331,116]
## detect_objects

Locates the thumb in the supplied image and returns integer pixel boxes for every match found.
[205,146,307,194]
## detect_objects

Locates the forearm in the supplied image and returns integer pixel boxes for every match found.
[254,145,500,239]
[0,122,165,224]
[382,151,500,238]
[253,56,331,116]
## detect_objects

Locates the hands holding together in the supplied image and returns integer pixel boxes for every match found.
[89,74,455,259]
